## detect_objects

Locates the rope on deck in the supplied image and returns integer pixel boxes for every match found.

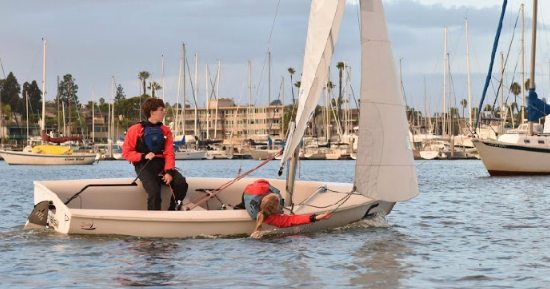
[183,149,284,211]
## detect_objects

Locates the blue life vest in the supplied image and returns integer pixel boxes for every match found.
[142,125,165,154]
[243,179,284,219]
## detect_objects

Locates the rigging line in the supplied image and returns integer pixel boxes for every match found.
[253,0,282,106]
[0,54,5,78]
[182,149,284,210]
[184,56,206,141]
[475,0,508,132]
[344,67,359,115]
[539,1,550,59]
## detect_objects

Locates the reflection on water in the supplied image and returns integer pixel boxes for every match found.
[349,230,413,288]
[114,240,179,287]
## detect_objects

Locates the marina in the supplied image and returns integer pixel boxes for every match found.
[3,0,550,288]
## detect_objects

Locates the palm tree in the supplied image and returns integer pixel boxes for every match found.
[510,82,521,116]
[460,99,467,119]
[148,81,162,98]
[288,67,296,104]
[138,71,150,97]
[336,62,345,99]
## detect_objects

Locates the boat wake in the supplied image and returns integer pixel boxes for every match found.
[336,213,391,231]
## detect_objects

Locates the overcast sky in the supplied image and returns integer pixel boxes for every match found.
[1,0,549,116]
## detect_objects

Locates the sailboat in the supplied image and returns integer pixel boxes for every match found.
[472,0,550,175]
[23,0,418,238]
[0,39,96,165]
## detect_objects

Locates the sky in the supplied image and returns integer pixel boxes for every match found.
[1,0,550,117]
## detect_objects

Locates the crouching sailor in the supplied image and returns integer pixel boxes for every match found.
[123,98,188,211]
[237,179,333,237]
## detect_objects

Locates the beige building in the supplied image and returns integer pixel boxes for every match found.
[175,98,285,141]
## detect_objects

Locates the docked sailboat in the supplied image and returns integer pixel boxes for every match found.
[473,0,550,175]
[24,0,418,238]
[0,40,96,165]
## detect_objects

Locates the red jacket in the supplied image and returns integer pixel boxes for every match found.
[264,214,312,228]
[122,122,176,172]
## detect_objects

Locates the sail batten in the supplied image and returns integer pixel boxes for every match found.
[353,0,419,202]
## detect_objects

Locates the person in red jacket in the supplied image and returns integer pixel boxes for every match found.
[122,98,188,210]
[251,191,333,238]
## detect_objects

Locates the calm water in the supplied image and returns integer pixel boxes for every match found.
[1,159,550,288]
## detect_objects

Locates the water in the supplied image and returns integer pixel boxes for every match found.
[2,159,550,288]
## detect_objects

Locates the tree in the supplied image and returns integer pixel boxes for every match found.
[148,81,162,98]
[0,72,22,115]
[336,62,345,99]
[22,81,42,118]
[510,81,521,116]
[115,84,126,103]
[58,74,79,106]
[460,99,467,119]
[99,98,105,106]
[288,67,295,104]
[270,99,282,106]
[139,71,150,97]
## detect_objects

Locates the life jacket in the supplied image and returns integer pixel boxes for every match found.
[136,121,165,154]
[243,179,284,219]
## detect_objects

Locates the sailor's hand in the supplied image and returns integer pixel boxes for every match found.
[162,173,173,184]
[145,152,155,160]
[316,211,333,220]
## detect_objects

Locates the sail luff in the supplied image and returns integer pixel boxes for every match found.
[279,0,346,167]
[353,0,419,202]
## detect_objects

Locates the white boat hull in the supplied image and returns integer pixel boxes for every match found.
[30,177,393,238]
[0,150,97,165]
[419,150,439,160]
[174,150,207,160]
[472,138,550,175]
[249,149,279,160]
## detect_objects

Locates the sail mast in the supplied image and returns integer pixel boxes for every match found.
[466,18,472,129]
[521,4,525,123]
[41,39,46,137]
[528,0,537,135]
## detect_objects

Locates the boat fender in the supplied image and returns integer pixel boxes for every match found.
[243,179,284,219]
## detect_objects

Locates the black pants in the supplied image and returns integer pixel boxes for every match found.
[134,158,188,210]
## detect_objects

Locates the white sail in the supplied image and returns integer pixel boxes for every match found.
[279,0,345,166]
[353,0,419,202]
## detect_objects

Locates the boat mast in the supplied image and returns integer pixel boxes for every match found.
[500,52,504,134]
[443,27,447,136]
[528,0,537,135]
[92,88,95,142]
[248,60,251,138]
[162,55,165,123]
[182,44,186,137]
[41,39,46,142]
[268,52,271,148]
[206,64,209,140]
[521,4,525,124]
[466,18,472,129]
[194,53,198,137]
[175,48,182,136]
[215,60,220,140]
[281,76,285,139]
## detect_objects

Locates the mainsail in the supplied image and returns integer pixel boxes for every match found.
[353,0,419,202]
[279,0,346,166]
